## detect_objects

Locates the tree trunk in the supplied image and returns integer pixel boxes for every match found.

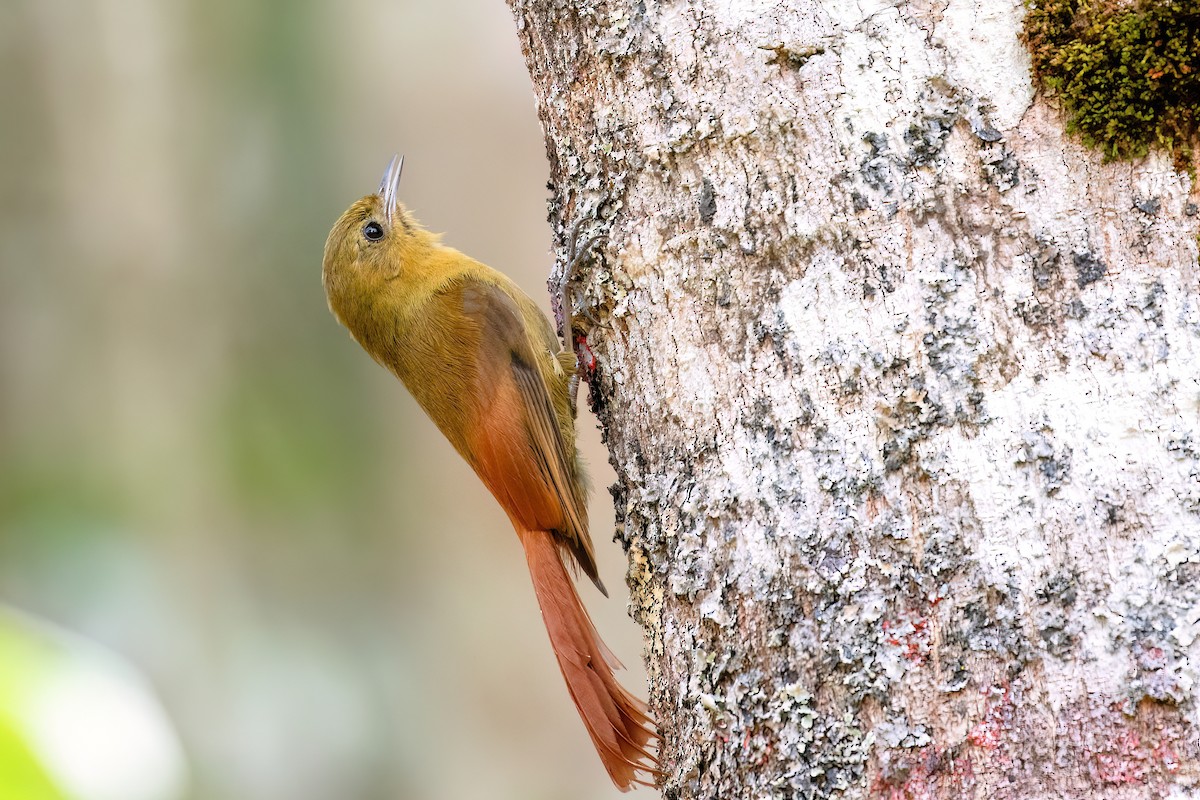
[506,1,1200,798]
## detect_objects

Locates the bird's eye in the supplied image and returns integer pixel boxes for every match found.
[363,221,384,241]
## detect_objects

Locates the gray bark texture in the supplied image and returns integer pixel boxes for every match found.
[507,1,1200,798]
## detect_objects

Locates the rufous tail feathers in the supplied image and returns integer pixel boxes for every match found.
[519,528,659,791]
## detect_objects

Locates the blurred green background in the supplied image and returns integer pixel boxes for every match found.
[0,1,646,798]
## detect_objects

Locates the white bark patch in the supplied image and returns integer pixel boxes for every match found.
[936,0,1035,129]
[834,9,942,135]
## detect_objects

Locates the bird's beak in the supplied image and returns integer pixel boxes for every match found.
[377,154,404,224]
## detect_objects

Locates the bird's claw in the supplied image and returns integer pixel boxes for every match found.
[557,201,611,411]
[557,223,608,349]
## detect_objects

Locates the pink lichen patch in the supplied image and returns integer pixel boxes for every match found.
[966,684,1011,750]
[871,684,1194,796]
[1154,741,1180,774]
[1132,640,1186,704]
[1082,702,1189,787]
[740,727,774,766]
[882,613,931,665]
[1094,728,1146,784]
[870,746,976,799]
[1136,643,1168,671]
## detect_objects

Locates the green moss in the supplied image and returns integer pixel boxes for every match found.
[1023,0,1199,164]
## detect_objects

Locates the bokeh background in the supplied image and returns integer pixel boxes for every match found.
[0,1,647,798]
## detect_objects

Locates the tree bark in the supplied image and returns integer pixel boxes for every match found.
[507,1,1200,798]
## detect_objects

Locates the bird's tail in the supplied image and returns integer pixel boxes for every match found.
[518,528,659,791]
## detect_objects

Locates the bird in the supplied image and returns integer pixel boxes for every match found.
[322,156,658,790]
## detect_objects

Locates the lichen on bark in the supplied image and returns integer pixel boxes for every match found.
[508,1,1200,798]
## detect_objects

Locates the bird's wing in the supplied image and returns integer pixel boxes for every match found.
[456,278,604,594]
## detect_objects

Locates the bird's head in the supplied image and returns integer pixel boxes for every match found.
[322,155,430,329]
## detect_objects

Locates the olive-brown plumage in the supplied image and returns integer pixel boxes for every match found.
[322,158,657,790]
